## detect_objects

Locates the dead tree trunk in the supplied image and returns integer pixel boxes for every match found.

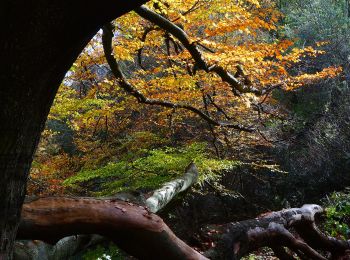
[15,163,199,259]
[145,162,199,213]
[17,197,206,260]
[0,1,147,258]
[17,198,350,260]
[204,204,350,259]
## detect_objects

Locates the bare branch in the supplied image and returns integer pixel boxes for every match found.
[102,23,254,132]
[137,26,158,70]
[171,0,202,23]
[135,5,269,96]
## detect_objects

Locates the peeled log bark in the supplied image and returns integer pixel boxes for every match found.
[17,197,206,260]
[145,162,199,213]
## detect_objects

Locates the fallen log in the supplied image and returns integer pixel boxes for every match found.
[145,162,198,213]
[17,197,206,260]
[204,204,350,259]
[16,165,350,260]
[15,163,199,259]
[17,199,350,259]
[14,161,350,260]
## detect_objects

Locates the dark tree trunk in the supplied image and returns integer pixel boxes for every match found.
[0,1,147,258]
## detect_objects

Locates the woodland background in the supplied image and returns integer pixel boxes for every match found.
[17,0,350,259]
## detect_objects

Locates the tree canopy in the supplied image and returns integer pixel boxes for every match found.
[28,0,341,197]
[3,0,350,259]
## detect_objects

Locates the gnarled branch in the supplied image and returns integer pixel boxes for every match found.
[135,6,266,96]
[102,22,254,132]
[17,164,200,259]
[17,200,350,259]
[18,197,206,260]
[205,204,350,259]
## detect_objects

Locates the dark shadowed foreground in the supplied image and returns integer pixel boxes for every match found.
[17,197,350,259]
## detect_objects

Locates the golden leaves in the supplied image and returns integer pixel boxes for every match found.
[287,66,343,90]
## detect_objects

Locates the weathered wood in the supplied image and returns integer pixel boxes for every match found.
[17,197,206,260]
[205,204,350,259]
[16,199,350,259]
[145,163,199,213]
[15,163,199,259]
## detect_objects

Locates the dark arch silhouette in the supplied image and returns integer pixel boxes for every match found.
[0,1,147,257]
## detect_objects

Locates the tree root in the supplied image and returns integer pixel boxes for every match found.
[204,204,350,259]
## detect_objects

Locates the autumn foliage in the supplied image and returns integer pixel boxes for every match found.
[28,0,342,196]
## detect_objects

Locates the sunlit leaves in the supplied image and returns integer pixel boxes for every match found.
[29,0,343,196]
[63,142,239,195]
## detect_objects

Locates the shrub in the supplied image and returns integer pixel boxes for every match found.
[64,142,240,196]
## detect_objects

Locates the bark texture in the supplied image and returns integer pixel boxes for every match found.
[17,197,206,260]
[204,204,350,259]
[15,199,350,259]
[0,0,147,258]
[145,162,199,213]
[14,163,199,259]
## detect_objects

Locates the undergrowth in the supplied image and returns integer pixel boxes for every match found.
[64,142,240,196]
[322,188,350,239]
